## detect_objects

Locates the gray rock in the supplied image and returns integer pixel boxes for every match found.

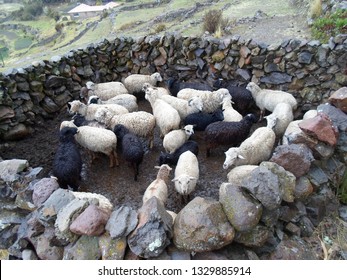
[34,227,64,260]
[294,176,314,200]
[22,249,38,260]
[317,103,347,131]
[45,75,67,88]
[127,197,172,258]
[32,178,60,207]
[270,144,314,177]
[63,235,101,260]
[219,183,262,231]
[261,207,280,227]
[0,159,29,182]
[99,233,127,260]
[242,166,282,210]
[234,224,271,247]
[173,196,235,252]
[260,72,292,84]
[339,205,347,222]
[105,206,138,239]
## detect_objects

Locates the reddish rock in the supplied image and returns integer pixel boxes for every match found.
[32,178,60,207]
[69,204,110,236]
[328,87,347,113]
[298,113,339,146]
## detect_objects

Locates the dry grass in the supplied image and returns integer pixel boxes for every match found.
[309,0,323,19]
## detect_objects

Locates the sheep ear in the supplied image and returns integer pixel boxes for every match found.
[237,155,245,159]
[154,166,160,169]
[189,176,197,181]
[188,99,193,105]
[172,178,178,182]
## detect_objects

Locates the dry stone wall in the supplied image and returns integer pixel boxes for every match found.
[0,34,347,140]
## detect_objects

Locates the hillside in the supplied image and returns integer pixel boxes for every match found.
[0,0,313,71]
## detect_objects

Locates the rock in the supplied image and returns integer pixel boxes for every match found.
[63,235,101,260]
[242,166,282,210]
[99,233,127,260]
[70,204,110,236]
[166,245,191,260]
[32,178,60,207]
[55,198,89,242]
[294,176,314,200]
[317,103,347,132]
[0,159,29,182]
[0,106,15,121]
[227,165,258,185]
[34,227,64,260]
[261,208,280,227]
[173,197,235,252]
[219,183,262,231]
[105,206,138,239]
[260,72,292,84]
[299,113,339,146]
[328,87,347,113]
[127,197,172,258]
[3,125,31,141]
[339,205,347,222]
[268,236,318,260]
[234,225,271,247]
[22,249,38,260]
[270,144,314,177]
[45,75,67,88]
[298,216,315,237]
[260,161,296,203]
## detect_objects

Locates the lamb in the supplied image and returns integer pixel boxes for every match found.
[222,116,277,169]
[264,102,294,137]
[246,82,298,118]
[60,121,119,168]
[205,113,258,157]
[88,94,138,112]
[221,95,243,122]
[158,140,199,166]
[184,108,224,131]
[67,100,128,121]
[166,78,213,97]
[142,164,172,205]
[52,127,82,191]
[177,88,230,113]
[113,124,144,181]
[94,108,156,149]
[172,150,199,203]
[213,78,254,115]
[163,124,194,154]
[85,81,129,101]
[142,83,170,96]
[124,72,163,95]
[144,86,181,138]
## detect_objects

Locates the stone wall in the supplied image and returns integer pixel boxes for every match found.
[0,34,347,140]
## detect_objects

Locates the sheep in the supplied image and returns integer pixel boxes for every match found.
[123,72,163,95]
[142,83,170,96]
[222,116,277,169]
[166,78,213,97]
[162,124,194,154]
[85,81,129,101]
[142,164,172,205]
[221,95,243,122]
[60,121,119,168]
[213,78,254,115]
[264,102,294,137]
[71,114,106,129]
[113,124,144,181]
[158,140,199,166]
[144,86,181,138]
[246,82,298,119]
[205,113,258,157]
[172,150,199,203]
[94,108,156,149]
[177,88,230,113]
[67,100,128,121]
[184,108,224,131]
[88,94,138,112]
[52,127,82,191]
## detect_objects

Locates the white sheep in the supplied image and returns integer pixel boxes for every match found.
[142,164,172,205]
[172,151,199,202]
[162,124,194,154]
[144,87,181,138]
[177,88,230,113]
[124,72,163,94]
[68,100,128,121]
[94,107,156,148]
[142,82,170,96]
[221,95,242,122]
[85,81,129,101]
[227,165,258,185]
[60,121,118,168]
[264,102,294,137]
[246,82,298,118]
[88,94,138,112]
[223,117,277,169]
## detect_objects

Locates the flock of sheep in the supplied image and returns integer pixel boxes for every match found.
[52,71,300,208]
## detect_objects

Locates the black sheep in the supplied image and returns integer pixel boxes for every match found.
[113,124,144,181]
[158,140,199,166]
[52,127,82,191]
[184,109,224,131]
[166,78,213,97]
[213,78,255,115]
[205,114,258,157]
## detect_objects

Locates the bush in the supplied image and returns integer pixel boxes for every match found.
[55,22,64,32]
[154,23,166,33]
[311,9,347,42]
[12,1,43,21]
[202,9,230,36]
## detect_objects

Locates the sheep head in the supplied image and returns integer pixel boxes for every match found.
[223,147,244,170]
[172,174,197,195]
[151,72,163,83]
[183,124,194,137]
[188,97,203,112]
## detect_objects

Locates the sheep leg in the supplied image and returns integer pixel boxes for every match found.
[113,151,119,166]
[148,133,154,149]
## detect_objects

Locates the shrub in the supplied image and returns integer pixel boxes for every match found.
[55,22,64,32]
[154,23,166,33]
[309,0,322,19]
[202,9,223,34]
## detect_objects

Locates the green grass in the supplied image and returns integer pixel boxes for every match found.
[14,38,32,50]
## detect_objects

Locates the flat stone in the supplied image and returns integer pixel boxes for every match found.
[105,206,138,239]
[32,178,60,207]
[0,159,29,182]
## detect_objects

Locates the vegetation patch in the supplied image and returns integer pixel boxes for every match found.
[14,38,32,51]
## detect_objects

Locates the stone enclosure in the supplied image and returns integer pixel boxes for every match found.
[0,34,347,260]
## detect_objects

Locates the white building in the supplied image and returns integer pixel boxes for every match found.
[67,2,119,19]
